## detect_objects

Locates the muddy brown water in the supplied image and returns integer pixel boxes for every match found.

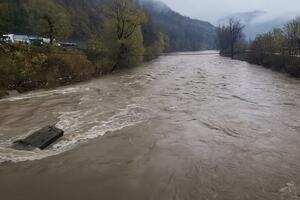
[0,51,300,200]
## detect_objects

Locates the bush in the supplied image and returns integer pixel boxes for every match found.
[0,43,98,93]
[47,53,95,85]
[286,58,300,77]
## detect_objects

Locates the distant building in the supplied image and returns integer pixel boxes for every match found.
[13,35,30,43]
[1,34,14,42]
[3,34,30,44]
[1,34,51,45]
[0,35,10,42]
[1,34,75,47]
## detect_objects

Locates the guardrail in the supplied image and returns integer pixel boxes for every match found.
[161,52,220,56]
[241,48,300,57]
[282,48,300,57]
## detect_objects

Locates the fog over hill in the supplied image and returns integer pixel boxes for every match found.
[139,0,217,51]
[158,0,300,39]
[218,10,294,39]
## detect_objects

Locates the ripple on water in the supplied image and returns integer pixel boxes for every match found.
[0,87,79,102]
[0,104,150,163]
[279,181,299,200]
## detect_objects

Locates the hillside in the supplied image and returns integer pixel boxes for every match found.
[139,0,217,51]
[0,0,217,51]
[56,0,217,51]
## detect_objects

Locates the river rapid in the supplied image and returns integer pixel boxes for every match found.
[0,51,299,200]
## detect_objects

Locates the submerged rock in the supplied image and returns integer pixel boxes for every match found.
[13,126,64,150]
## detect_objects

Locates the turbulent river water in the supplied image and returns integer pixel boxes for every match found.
[0,51,300,199]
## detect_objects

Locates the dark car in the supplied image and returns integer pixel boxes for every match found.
[29,38,44,46]
[59,42,78,47]
[0,35,9,42]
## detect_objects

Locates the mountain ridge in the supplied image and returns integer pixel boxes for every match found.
[0,0,217,51]
[140,0,216,51]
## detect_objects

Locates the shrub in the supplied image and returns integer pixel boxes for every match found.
[47,53,95,85]
[286,58,300,77]
[0,43,98,93]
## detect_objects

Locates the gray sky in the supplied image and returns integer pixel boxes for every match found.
[159,0,300,23]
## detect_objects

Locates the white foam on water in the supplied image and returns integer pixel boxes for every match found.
[0,104,150,164]
[0,87,79,102]
[0,147,47,163]
[53,104,149,149]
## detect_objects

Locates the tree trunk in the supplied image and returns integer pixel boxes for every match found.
[49,24,54,45]
[111,43,126,73]
[46,18,54,45]
[297,37,300,54]
[231,44,234,59]
[49,34,53,45]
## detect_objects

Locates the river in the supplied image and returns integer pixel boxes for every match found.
[0,51,299,200]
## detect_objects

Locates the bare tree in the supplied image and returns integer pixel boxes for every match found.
[217,25,230,54]
[284,17,300,54]
[217,18,244,59]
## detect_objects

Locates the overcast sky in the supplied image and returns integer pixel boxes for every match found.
[159,0,300,23]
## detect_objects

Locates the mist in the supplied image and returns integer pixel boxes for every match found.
[158,0,300,24]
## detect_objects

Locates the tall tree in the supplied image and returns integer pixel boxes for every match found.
[142,14,169,60]
[285,18,300,53]
[217,18,244,58]
[103,0,146,71]
[29,0,71,45]
[0,0,29,34]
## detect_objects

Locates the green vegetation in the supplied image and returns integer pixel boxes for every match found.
[140,0,216,51]
[217,17,300,77]
[29,0,71,44]
[0,43,96,93]
[246,18,300,77]
[250,18,300,55]
[0,0,29,35]
[0,0,217,97]
[0,0,172,96]
[0,0,216,51]
[98,0,146,71]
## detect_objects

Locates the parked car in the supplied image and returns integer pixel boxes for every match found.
[59,42,78,47]
[0,35,11,42]
[29,38,44,46]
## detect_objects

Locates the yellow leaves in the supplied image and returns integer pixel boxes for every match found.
[31,54,47,67]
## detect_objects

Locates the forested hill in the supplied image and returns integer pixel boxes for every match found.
[139,0,217,51]
[53,0,106,39]
[55,0,217,51]
[0,0,216,51]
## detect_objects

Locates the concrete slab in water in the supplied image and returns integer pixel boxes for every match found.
[13,126,64,150]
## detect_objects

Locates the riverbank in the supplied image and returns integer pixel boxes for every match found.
[0,42,160,99]
[222,51,300,77]
[0,43,98,98]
